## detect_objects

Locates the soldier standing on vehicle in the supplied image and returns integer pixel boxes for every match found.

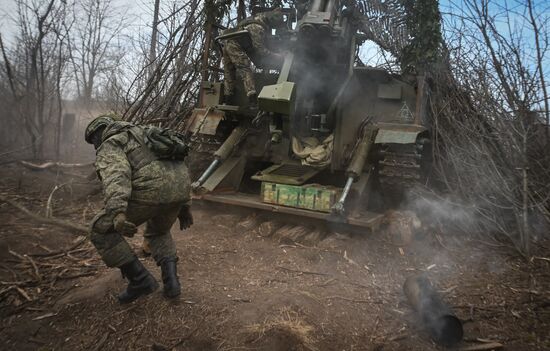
[85,115,193,303]
[222,9,285,105]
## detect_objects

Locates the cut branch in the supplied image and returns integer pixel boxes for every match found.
[0,195,88,234]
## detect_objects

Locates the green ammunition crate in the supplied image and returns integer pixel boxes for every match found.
[261,182,340,213]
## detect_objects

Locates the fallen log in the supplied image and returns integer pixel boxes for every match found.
[460,342,504,351]
[0,195,88,234]
[20,161,93,170]
[19,161,94,179]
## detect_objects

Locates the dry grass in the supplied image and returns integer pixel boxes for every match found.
[245,308,318,351]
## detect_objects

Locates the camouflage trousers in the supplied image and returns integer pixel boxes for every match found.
[90,201,182,267]
[222,40,256,97]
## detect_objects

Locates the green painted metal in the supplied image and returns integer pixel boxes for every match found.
[377,84,403,100]
[201,82,222,107]
[258,81,295,115]
[251,163,321,185]
[374,123,427,144]
[375,129,419,144]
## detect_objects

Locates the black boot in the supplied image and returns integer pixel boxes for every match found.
[159,257,181,298]
[118,258,159,304]
[248,93,258,109]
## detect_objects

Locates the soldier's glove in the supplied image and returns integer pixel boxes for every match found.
[178,205,193,230]
[113,213,138,237]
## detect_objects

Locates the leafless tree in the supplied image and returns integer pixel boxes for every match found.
[148,0,161,78]
[123,0,204,127]
[0,0,71,159]
[429,0,550,256]
[68,0,127,104]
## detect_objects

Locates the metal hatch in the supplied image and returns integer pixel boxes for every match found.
[251,164,324,185]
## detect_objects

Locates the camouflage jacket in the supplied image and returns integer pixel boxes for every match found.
[237,19,275,58]
[95,121,191,216]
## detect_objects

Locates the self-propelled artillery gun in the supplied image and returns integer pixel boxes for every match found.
[186,0,432,230]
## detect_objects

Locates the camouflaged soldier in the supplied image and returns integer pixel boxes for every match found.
[222,9,285,104]
[85,115,193,303]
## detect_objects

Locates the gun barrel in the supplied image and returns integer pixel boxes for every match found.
[311,0,326,12]
[326,0,337,13]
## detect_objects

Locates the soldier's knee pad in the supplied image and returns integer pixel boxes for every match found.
[91,211,115,234]
[89,229,104,246]
[90,230,125,251]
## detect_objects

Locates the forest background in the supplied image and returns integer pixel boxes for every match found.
[0,0,548,257]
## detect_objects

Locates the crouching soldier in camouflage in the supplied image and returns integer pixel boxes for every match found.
[85,115,193,303]
[222,9,285,104]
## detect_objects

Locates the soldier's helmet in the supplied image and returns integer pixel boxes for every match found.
[84,114,118,144]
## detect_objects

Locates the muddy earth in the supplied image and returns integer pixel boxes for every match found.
[0,163,549,351]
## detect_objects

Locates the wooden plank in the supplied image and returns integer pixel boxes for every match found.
[201,193,383,229]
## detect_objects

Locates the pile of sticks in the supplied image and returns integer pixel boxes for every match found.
[0,236,100,312]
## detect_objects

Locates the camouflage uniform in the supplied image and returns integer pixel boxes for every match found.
[90,121,191,267]
[222,11,284,97]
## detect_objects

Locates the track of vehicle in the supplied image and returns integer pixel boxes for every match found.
[378,140,431,202]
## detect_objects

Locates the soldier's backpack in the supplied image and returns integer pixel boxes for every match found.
[143,127,189,161]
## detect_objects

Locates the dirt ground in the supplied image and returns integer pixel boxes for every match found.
[0,163,549,351]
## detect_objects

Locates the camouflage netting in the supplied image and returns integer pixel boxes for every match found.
[356,0,443,72]
[357,0,411,60]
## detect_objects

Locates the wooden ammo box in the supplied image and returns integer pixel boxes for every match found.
[261,182,340,213]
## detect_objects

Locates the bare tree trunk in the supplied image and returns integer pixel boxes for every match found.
[237,0,246,21]
[55,42,63,161]
[67,36,82,98]
[176,0,199,75]
[149,0,161,78]
[200,15,214,107]
[0,34,17,99]
[521,130,530,256]
[526,0,549,137]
